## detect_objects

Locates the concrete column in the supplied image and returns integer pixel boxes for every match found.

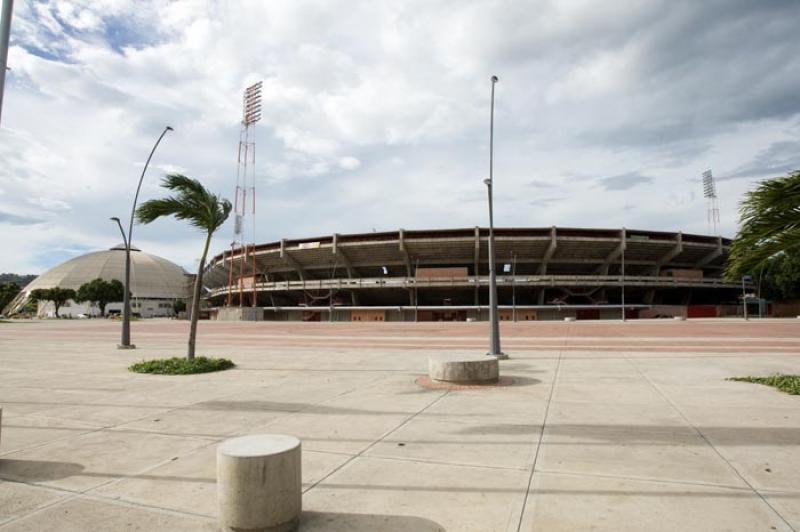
[217,434,302,532]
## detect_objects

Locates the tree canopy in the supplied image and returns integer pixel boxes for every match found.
[75,278,125,316]
[29,287,76,318]
[726,170,800,279]
[0,282,20,313]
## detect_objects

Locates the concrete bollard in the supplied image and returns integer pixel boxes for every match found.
[429,356,499,384]
[564,317,575,322]
[217,434,302,532]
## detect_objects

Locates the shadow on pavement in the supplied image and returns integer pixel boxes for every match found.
[301,511,445,531]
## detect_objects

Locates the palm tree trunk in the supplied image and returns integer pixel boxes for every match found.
[187,230,212,360]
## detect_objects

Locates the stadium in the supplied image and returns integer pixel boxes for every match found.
[203,226,744,322]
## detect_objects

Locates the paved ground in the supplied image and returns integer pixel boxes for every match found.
[0,318,798,531]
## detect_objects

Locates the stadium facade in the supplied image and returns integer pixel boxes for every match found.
[203,227,745,321]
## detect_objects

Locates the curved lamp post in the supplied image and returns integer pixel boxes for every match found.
[484,75,507,359]
[117,126,173,349]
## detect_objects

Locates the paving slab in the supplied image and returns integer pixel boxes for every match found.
[520,472,793,532]
[537,422,748,487]
[0,430,209,492]
[304,456,530,532]
[0,496,217,532]
[0,415,101,456]
[0,481,67,525]
[93,444,350,517]
[365,414,541,470]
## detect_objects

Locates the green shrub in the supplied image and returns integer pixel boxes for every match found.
[129,356,235,375]
[727,375,800,395]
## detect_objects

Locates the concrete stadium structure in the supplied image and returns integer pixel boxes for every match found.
[204,227,745,321]
[6,244,190,318]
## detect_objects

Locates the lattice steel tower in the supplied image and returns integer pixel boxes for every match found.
[227,81,262,307]
[702,169,720,235]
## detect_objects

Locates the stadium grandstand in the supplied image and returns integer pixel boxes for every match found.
[203,227,747,322]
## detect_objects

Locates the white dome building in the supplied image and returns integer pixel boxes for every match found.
[9,245,190,318]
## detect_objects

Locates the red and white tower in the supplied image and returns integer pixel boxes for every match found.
[227,81,262,307]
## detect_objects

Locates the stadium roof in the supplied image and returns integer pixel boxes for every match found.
[20,246,189,300]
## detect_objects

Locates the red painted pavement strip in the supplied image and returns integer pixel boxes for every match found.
[2,319,798,353]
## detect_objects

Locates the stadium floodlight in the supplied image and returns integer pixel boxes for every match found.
[485,74,507,359]
[702,170,716,198]
[117,126,173,349]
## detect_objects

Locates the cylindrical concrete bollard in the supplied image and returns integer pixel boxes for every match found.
[429,356,499,384]
[217,434,301,532]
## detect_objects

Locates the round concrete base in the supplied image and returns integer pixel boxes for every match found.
[564,317,575,322]
[217,434,301,532]
[673,316,686,321]
[428,356,499,384]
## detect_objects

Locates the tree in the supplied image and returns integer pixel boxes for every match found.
[28,287,76,318]
[136,174,231,359]
[0,282,20,313]
[726,170,800,280]
[76,278,125,316]
[756,251,800,300]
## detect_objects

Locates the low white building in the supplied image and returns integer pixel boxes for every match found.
[9,244,191,318]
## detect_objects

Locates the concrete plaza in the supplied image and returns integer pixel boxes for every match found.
[0,318,799,531]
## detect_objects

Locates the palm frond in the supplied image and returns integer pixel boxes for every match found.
[725,171,800,279]
[135,174,232,233]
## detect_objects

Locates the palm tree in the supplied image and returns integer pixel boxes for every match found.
[136,174,231,359]
[725,170,800,280]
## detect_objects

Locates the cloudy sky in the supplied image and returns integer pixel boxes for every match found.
[2,0,800,274]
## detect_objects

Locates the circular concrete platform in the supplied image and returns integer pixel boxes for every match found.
[428,356,499,384]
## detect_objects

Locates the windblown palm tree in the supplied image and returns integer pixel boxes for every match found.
[136,174,232,359]
[725,170,800,279]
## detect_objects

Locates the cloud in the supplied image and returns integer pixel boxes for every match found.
[0,211,43,225]
[3,0,800,274]
[724,140,800,180]
[596,172,654,191]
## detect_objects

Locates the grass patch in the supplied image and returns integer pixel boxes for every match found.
[129,356,235,375]
[727,375,800,395]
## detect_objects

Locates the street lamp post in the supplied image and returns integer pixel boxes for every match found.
[117,126,173,349]
[484,75,507,359]
[0,0,14,126]
[511,251,517,322]
[742,275,751,321]
[621,228,626,321]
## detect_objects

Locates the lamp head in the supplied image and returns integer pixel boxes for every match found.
[165,126,174,132]
[491,75,499,83]
[483,178,491,186]
[110,217,120,223]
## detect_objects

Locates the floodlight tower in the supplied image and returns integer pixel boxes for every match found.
[702,169,720,235]
[227,81,262,308]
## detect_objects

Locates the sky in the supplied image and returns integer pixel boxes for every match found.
[2,0,800,274]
